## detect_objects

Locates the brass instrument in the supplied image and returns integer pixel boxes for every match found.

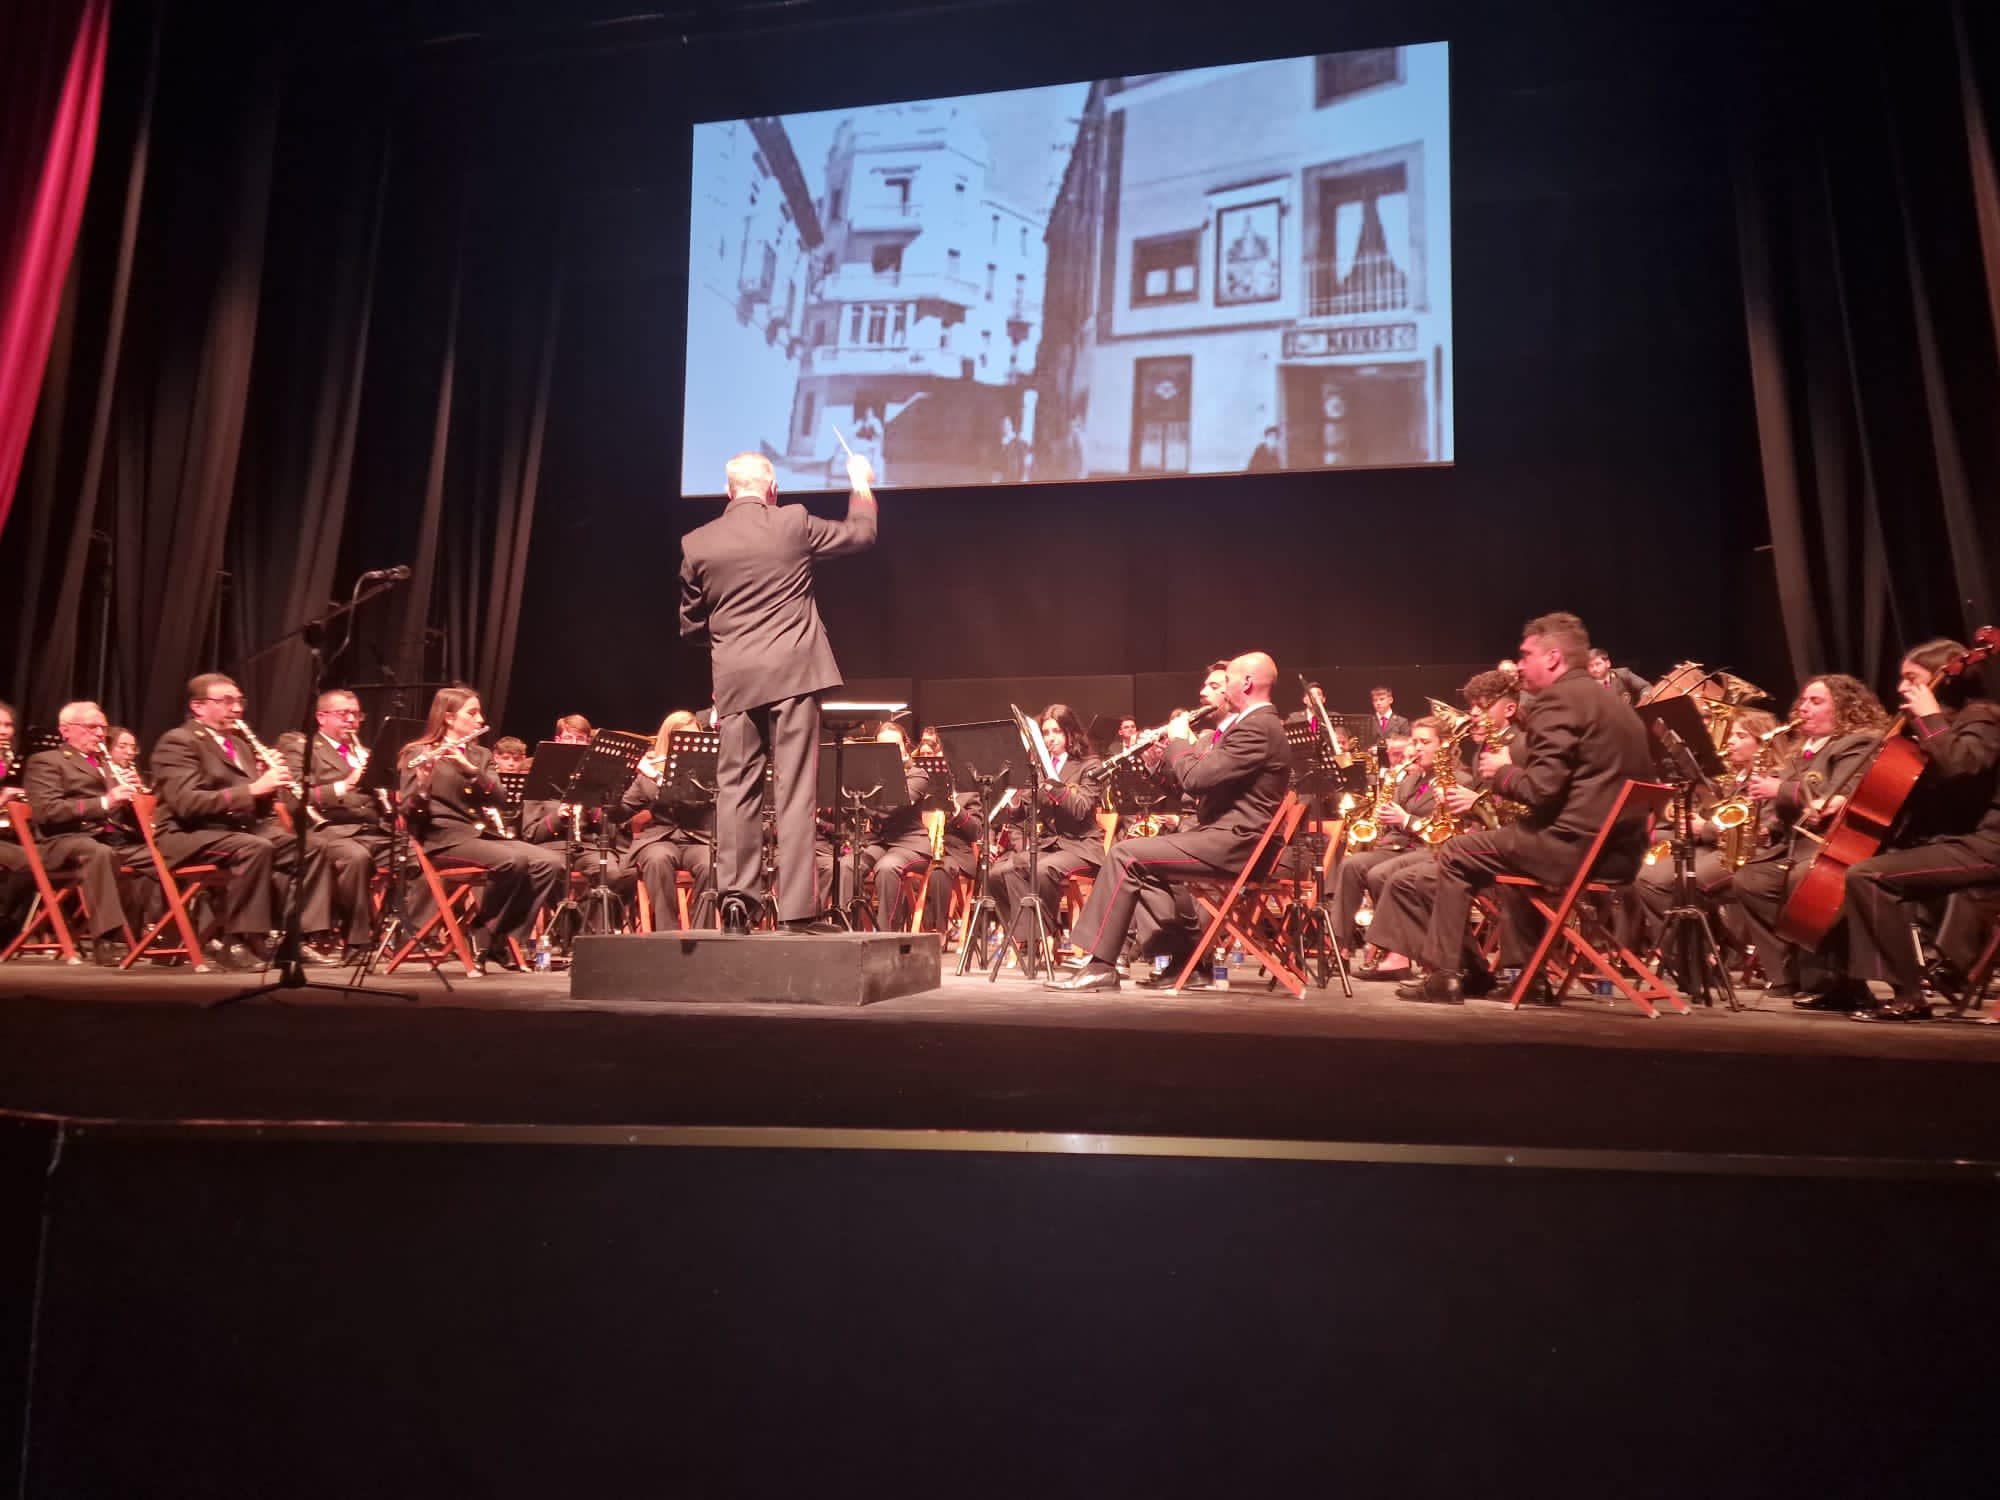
[233,717,324,828]
[1717,716,1799,868]
[1344,760,1403,847]
[1413,699,1473,846]
[1084,703,1220,783]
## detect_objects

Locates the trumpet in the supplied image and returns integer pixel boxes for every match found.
[233,717,324,828]
[1085,703,1221,782]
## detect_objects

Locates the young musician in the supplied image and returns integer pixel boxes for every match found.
[984,703,1105,976]
[1331,717,1441,954]
[1841,640,2000,1021]
[400,686,567,971]
[1628,708,1776,953]
[623,709,716,930]
[1731,674,1889,1006]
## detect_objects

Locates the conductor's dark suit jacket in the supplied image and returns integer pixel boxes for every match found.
[678,490,877,715]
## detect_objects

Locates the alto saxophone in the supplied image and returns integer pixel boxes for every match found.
[1716,717,1799,868]
[1414,699,1474,846]
[1344,763,1402,847]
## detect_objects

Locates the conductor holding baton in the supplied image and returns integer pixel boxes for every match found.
[679,450,878,933]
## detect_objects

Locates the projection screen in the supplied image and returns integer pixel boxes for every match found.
[683,42,1451,494]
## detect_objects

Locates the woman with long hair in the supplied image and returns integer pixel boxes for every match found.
[622,709,716,929]
[400,686,567,971]
[981,702,1104,975]
[1731,673,1893,1006]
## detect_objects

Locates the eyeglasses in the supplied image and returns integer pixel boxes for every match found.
[206,694,245,706]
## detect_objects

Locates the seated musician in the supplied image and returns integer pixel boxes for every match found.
[106,726,141,774]
[1332,718,1440,957]
[554,715,592,745]
[1586,648,1652,705]
[839,722,942,930]
[922,789,984,933]
[1842,640,2000,1021]
[150,673,338,970]
[1374,614,1653,1005]
[1049,653,1292,992]
[1731,674,1889,1007]
[623,709,716,929]
[299,688,391,962]
[1365,686,1411,762]
[21,702,158,965]
[0,699,29,927]
[491,737,530,774]
[1629,708,1775,954]
[399,686,567,972]
[983,703,1104,977]
[520,726,638,902]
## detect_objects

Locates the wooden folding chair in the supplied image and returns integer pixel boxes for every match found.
[386,839,492,978]
[121,793,230,972]
[1496,779,1685,1017]
[1170,792,1310,998]
[0,803,85,964]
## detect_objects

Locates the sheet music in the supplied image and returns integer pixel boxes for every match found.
[1012,703,1057,781]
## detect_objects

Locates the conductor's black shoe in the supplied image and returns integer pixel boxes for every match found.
[1044,963,1120,993]
[720,898,752,935]
[1395,971,1464,1004]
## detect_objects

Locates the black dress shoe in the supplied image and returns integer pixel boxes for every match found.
[1792,982,1868,1012]
[1044,965,1121,993]
[295,944,343,968]
[1395,971,1464,1004]
[1850,995,1931,1023]
[720,898,752,935]
[478,945,524,973]
[211,942,266,973]
[1356,963,1413,983]
[1136,964,1211,990]
[91,938,128,968]
[1513,977,1561,1007]
[1459,967,1497,999]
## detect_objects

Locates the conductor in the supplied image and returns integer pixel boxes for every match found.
[680,451,878,932]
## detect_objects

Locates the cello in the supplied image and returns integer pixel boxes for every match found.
[1776,627,2000,946]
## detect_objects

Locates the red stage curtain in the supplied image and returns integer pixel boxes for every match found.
[0,0,110,539]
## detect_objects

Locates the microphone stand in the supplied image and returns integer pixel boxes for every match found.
[211,570,413,1008]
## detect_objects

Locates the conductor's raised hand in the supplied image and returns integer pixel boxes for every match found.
[846,453,875,490]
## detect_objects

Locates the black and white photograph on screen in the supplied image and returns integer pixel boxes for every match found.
[683,42,1451,494]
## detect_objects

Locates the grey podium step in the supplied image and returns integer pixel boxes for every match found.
[568,930,942,1006]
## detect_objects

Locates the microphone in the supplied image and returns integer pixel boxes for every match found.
[357,565,412,585]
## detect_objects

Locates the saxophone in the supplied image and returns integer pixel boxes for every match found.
[1414,699,1474,846]
[1344,761,1403,847]
[1716,717,1799,868]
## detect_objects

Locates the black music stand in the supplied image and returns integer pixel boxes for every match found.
[1637,694,1735,1009]
[935,719,1022,975]
[985,704,1061,982]
[1274,719,1354,996]
[535,732,649,949]
[815,740,908,929]
[495,771,528,836]
[346,716,444,991]
[650,729,722,929]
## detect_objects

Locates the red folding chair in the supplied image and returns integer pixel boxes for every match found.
[387,839,496,978]
[121,793,231,972]
[1170,792,1310,998]
[1496,779,1685,1017]
[0,803,86,964]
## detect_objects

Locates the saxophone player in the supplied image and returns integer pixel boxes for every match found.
[150,673,339,970]
[1331,718,1440,956]
[1628,709,1775,953]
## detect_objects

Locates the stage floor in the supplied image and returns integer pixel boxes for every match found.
[3,957,1999,1166]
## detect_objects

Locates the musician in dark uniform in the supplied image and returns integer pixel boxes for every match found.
[1382,614,1654,1004]
[1628,709,1775,954]
[1332,716,1442,951]
[622,709,716,930]
[1730,673,1888,1006]
[151,673,337,970]
[922,791,984,933]
[1364,686,1411,758]
[1050,653,1293,992]
[298,689,389,960]
[21,702,155,964]
[679,451,877,934]
[838,722,944,931]
[0,700,30,928]
[985,704,1105,976]
[399,686,567,971]
[1841,640,2000,1020]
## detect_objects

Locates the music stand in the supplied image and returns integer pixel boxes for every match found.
[935,719,1022,975]
[977,704,1060,982]
[536,732,649,948]
[495,771,528,835]
[1276,719,1354,996]
[1637,694,1735,1009]
[815,739,908,929]
[347,716,443,991]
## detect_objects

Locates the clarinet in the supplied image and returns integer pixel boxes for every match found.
[233,718,326,828]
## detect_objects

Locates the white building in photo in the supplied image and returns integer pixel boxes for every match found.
[1037,44,1453,478]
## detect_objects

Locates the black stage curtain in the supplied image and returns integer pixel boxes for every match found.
[1734,0,2000,687]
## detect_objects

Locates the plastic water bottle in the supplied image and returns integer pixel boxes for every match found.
[533,935,552,974]
[1211,946,1229,988]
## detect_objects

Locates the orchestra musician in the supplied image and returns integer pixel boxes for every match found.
[1378,614,1653,1005]
[491,737,530,775]
[1049,652,1293,992]
[399,686,567,972]
[298,688,391,961]
[1730,674,1889,1007]
[984,703,1104,976]
[680,450,877,935]
[1365,686,1410,760]
[1331,716,1441,954]
[622,709,716,930]
[1586,648,1652,705]
[21,702,157,965]
[1628,708,1776,954]
[150,673,339,970]
[838,721,942,931]
[1840,640,2000,1021]
[106,726,141,773]
[0,700,29,928]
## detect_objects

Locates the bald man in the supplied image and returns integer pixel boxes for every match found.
[1049,652,1294,991]
[679,450,877,933]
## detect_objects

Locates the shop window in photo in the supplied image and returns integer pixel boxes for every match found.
[1132,231,1200,307]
